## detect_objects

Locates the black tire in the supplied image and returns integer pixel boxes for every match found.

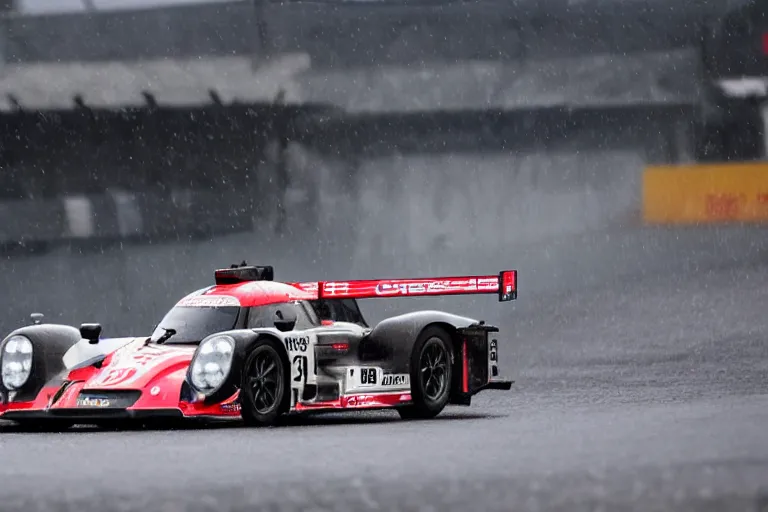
[398,326,454,420]
[240,340,288,427]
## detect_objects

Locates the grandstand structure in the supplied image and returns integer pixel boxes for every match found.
[0,0,764,247]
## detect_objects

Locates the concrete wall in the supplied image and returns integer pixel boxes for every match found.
[348,151,643,258]
[3,140,767,339]
[0,144,646,335]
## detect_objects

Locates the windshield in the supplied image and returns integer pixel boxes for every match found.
[150,306,240,344]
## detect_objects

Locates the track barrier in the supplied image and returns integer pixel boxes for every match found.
[642,162,768,224]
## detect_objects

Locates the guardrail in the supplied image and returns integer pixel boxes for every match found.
[0,189,253,251]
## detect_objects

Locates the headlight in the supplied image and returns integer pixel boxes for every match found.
[190,335,235,394]
[1,335,34,390]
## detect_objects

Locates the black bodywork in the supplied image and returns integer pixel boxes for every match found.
[0,324,81,404]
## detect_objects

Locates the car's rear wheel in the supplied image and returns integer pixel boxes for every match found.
[398,326,453,420]
[240,341,287,427]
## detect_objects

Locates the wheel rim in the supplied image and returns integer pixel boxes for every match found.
[419,337,449,401]
[247,348,283,414]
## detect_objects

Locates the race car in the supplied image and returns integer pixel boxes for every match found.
[0,264,517,430]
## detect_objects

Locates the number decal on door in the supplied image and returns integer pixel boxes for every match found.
[293,355,308,383]
[360,368,377,385]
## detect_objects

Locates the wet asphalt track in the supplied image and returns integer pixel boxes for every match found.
[1,226,768,512]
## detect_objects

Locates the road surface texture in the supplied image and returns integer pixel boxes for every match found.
[0,222,767,512]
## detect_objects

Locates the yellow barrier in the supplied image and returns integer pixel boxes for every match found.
[643,162,768,224]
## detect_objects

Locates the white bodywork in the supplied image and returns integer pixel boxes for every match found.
[62,337,139,370]
[252,322,412,406]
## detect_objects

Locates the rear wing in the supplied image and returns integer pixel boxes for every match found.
[291,270,517,302]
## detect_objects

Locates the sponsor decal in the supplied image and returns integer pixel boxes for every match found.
[91,367,138,387]
[374,283,404,296]
[150,386,161,396]
[352,368,409,388]
[344,393,412,407]
[360,368,378,385]
[293,282,319,294]
[322,282,350,296]
[705,193,745,220]
[477,277,499,291]
[381,374,409,387]
[285,336,309,353]
[292,355,309,384]
[177,295,240,308]
[703,192,768,219]
[221,402,241,412]
[346,395,376,407]
[132,352,168,366]
[90,343,188,388]
[77,395,112,408]
[374,278,497,297]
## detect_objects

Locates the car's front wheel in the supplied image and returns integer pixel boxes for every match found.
[240,341,288,427]
[398,326,453,420]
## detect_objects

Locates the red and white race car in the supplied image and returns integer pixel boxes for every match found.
[0,264,517,430]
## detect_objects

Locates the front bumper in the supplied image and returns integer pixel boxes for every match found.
[1,408,184,422]
[0,380,243,423]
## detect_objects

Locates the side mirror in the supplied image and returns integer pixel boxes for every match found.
[273,308,297,332]
[80,323,102,344]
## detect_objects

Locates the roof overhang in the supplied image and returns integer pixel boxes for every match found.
[0,50,704,113]
[0,0,756,113]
